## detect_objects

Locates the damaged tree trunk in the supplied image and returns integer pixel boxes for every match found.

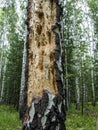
[21,0,66,129]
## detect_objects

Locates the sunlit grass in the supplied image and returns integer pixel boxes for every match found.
[66,103,98,130]
[0,105,21,130]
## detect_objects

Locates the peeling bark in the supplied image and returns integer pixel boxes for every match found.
[22,90,66,130]
[21,0,66,129]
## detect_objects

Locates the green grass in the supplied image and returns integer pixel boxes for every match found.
[0,105,21,130]
[0,103,98,130]
[66,103,98,130]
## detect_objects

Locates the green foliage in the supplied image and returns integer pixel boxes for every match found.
[0,8,5,28]
[64,0,98,107]
[0,1,24,109]
[3,3,24,108]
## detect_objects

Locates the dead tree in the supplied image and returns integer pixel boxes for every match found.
[20,0,66,129]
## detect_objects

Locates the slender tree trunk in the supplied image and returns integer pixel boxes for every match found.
[90,39,95,106]
[0,58,7,103]
[65,49,69,110]
[0,39,4,92]
[0,49,2,81]
[75,77,80,110]
[91,69,95,106]
[83,83,86,102]
[19,27,27,119]
[0,52,2,95]
[68,90,71,106]
[81,57,84,115]
[0,6,8,103]
[21,0,66,130]
[73,6,80,110]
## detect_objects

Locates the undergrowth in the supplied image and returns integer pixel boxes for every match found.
[66,103,98,130]
[0,105,21,130]
[0,103,98,130]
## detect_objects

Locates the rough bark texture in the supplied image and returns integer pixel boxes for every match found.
[22,0,66,130]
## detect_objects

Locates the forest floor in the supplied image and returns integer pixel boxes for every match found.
[0,105,21,130]
[0,104,98,130]
[66,103,98,130]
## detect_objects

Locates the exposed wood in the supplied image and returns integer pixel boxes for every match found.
[22,0,66,129]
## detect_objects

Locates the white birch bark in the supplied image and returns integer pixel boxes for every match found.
[91,67,95,105]
[0,58,7,102]
[75,77,80,109]
[19,26,27,117]
[65,49,69,109]
[0,10,8,102]
[0,42,3,81]
[83,83,86,102]
[73,6,80,109]
[90,31,95,106]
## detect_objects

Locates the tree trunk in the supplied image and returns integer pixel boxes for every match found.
[19,27,27,119]
[73,6,80,110]
[65,49,69,110]
[21,0,66,130]
[90,38,95,106]
[75,77,80,110]
[0,58,7,103]
[91,69,95,106]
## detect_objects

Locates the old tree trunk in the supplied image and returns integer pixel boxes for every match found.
[20,0,66,129]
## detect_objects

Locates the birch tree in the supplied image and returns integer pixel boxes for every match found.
[73,5,80,110]
[21,0,66,130]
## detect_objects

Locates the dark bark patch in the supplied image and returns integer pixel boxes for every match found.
[22,90,66,130]
[36,25,42,35]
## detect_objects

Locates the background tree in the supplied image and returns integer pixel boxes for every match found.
[0,0,26,109]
